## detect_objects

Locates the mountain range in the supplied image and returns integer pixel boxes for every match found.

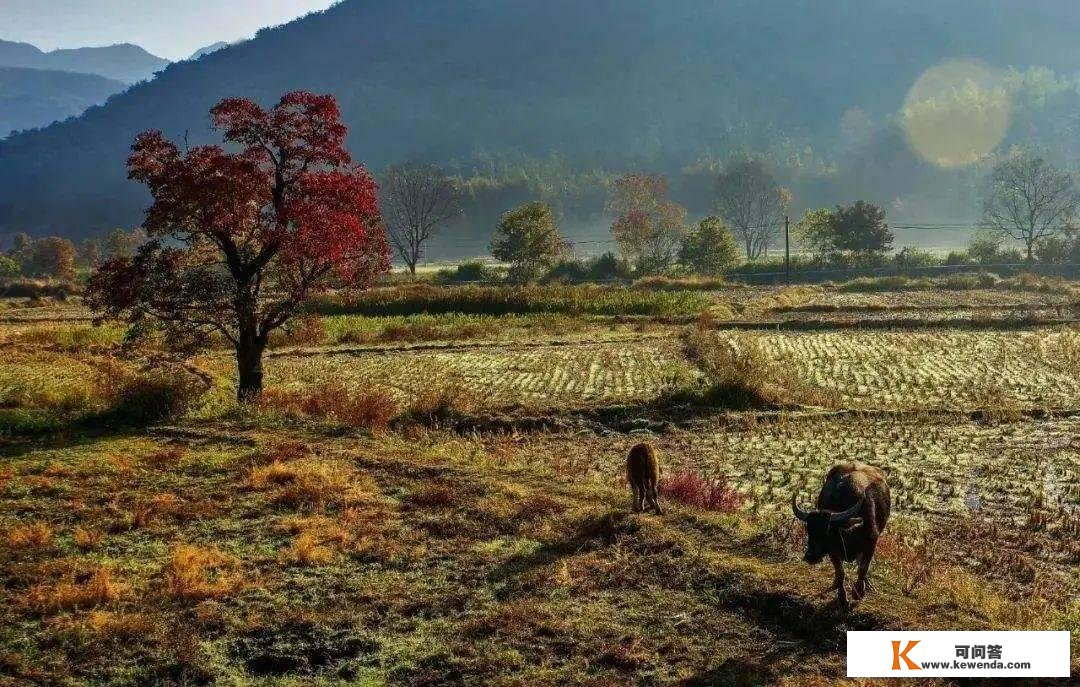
[0,39,168,83]
[0,66,125,138]
[3,1,1080,252]
[0,39,170,139]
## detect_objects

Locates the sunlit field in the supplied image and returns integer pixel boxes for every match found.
[1,278,1077,684]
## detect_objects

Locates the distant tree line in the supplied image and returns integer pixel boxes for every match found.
[0,228,145,282]
[398,144,1080,283]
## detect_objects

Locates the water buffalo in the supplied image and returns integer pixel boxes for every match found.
[626,443,663,514]
[792,461,890,607]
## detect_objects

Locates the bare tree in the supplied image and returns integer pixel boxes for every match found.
[982,152,1080,262]
[382,162,461,275]
[713,159,790,260]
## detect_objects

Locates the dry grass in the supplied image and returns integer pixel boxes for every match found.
[400,374,477,425]
[269,314,327,348]
[26,567,121,613]
[278,532,336,566]
[72,527,104,551]
[406,482,459,508]
[258,440,311,463]
[5,522,55,551]
[257,383,398,431]
[132,493,185,529]
[76,611,156,640]
[164,545,243,601]
[141,445,188,468]
[248,459,371,511]
[972,384,1024,423]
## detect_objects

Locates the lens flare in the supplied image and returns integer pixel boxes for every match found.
[901,59,1012,168]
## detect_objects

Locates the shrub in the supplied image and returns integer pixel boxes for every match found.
[892,246,941,269]
[1034,232,1080,265]
[968,228,1004,265]
[659,471,746,512]
[257,383,398,431]
[945,250,975,266]
[588,252,634,281]
[0,255,20,279]
[543,252,634,284]
[92,364,207,427]
[436,260,500,284]
[0,279,75,299]
[543,259,589,283]
[674,329,835,409]
[679,216,741,276]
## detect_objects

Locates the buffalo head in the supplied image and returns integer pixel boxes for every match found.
[792,494,864,564]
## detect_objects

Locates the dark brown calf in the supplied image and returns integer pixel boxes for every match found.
[626,443,662,514]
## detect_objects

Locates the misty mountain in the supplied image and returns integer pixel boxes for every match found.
[0,67,125,138]
[0,39,169,84]
[188,42,229,61]
[3,0,1080,250]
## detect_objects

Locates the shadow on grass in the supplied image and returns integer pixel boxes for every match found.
[0,403,189,455]
[486,509,638,586]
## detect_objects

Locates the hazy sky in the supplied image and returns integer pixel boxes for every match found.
[0,0,340,60]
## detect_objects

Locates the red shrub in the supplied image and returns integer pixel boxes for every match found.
[659,471,746,512]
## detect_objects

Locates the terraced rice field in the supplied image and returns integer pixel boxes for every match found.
[796,288,1075,310]
[254,339,693,411]
[762,329,1080,410]
[764,305,1072,325]
[0,348,102,409]
[237,327,1080,413]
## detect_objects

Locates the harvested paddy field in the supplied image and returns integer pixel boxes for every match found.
[190,327,1080,414]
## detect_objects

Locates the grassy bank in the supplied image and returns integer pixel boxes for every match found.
[0,429,1072,685]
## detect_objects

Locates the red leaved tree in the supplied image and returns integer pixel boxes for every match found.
[607,172,687,274]
[87,92,390,401]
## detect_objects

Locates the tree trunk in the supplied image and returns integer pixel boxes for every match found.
[236,333,267,402]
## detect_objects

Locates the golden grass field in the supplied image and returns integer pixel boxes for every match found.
[0,279,1076,685]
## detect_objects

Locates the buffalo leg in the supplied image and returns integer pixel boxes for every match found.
[853,500,881,600]
[829,552,848,607]
[648,480,663,515]
[853,538,878,600]
[632,484,644,512]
